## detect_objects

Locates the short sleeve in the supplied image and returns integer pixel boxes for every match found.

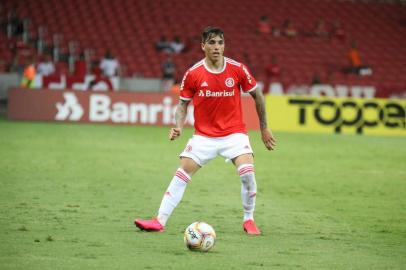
[239,64,257,93]
[179,70,195,100]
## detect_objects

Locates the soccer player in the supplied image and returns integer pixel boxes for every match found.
[135,26,276,235]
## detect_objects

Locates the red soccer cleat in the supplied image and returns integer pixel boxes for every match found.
[243,219,261,235]
[134,218,164,232]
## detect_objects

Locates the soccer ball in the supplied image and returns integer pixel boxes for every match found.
[184,221,216,252]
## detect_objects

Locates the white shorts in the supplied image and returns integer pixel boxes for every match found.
[180,133,253,166]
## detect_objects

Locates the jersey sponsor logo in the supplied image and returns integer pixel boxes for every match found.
[225,78,235,87]
[55,92,84,121]
[198,89,235,97]
[242,66,253,84]
[201,81,208,87]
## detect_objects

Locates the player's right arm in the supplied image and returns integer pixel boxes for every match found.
[169,99,190,140]
[170,69,195,140]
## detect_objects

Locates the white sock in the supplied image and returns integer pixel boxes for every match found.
[238,164,257,221]
[157,168,191,226]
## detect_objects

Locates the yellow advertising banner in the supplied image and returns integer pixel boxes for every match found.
[266,95,406,136]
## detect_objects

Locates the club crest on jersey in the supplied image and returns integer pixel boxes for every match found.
[225,78,235,87]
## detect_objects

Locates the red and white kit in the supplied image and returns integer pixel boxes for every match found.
[179,57,258,165]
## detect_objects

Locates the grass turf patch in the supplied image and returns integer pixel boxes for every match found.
[0,118,405,269]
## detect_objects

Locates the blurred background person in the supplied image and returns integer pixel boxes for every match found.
[282,19,298,38]
[100,50,119,77]
[313,19,329,39]
[36,54,55,76]
[74,51,87,78]
[170,36,185,54]
[257,15,271,35]
[155,35,173,54]
[161,56,176,92]
[345,40,372,76]
[20,57,36,88]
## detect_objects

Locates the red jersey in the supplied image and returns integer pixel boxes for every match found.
[180,57,257,137]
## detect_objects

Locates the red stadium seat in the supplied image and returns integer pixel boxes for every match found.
[0,0,405,94]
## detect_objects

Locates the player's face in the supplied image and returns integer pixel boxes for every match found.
[202,35,225,62]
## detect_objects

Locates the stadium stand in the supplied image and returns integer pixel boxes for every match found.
[1,0,405,94]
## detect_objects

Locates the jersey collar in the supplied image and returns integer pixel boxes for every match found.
[203,57,226,74]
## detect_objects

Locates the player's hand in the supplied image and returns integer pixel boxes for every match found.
[261,128,276,150]
[169,127,182,141]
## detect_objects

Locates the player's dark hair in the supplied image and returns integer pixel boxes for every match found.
[201,26,224,43]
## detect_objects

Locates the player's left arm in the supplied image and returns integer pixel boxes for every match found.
[249,88,277,151]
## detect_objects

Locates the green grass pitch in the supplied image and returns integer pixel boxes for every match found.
[0,117,405,270]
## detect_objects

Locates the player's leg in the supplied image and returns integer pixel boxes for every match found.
[156,157,200,226]
[219,133,261,235]
[134,157,200,232]
[233,154,257,221]
[233,153,261,235]
[135,135,214,232]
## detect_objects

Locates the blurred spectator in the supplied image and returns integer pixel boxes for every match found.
[6,10,23,37]
[313,19,329,39]
[161,56,176,91]
[282,19,298,38]
[20,57,36,88]
[170,80,181,94]
[88,60,102,89]
[74,51,87,77]
[265,55,281,79]
[311,72,322,85]
[257,15,271,35]
[8,35,29,57]
[88,59,113,91]
[155,36,173,54]
[344,41,372,76]
[100,50,119,77]
[330,21,346,41]
[271,26,281,37]
[170,36,185,54]
[264,55,282,93]
[8,56,24,73]
[37,54,55,76]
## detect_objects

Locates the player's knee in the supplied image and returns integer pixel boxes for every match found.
[237,164,255,178]
[238,164,257,187]
[174,168,192,184]
[180,157,200,176]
